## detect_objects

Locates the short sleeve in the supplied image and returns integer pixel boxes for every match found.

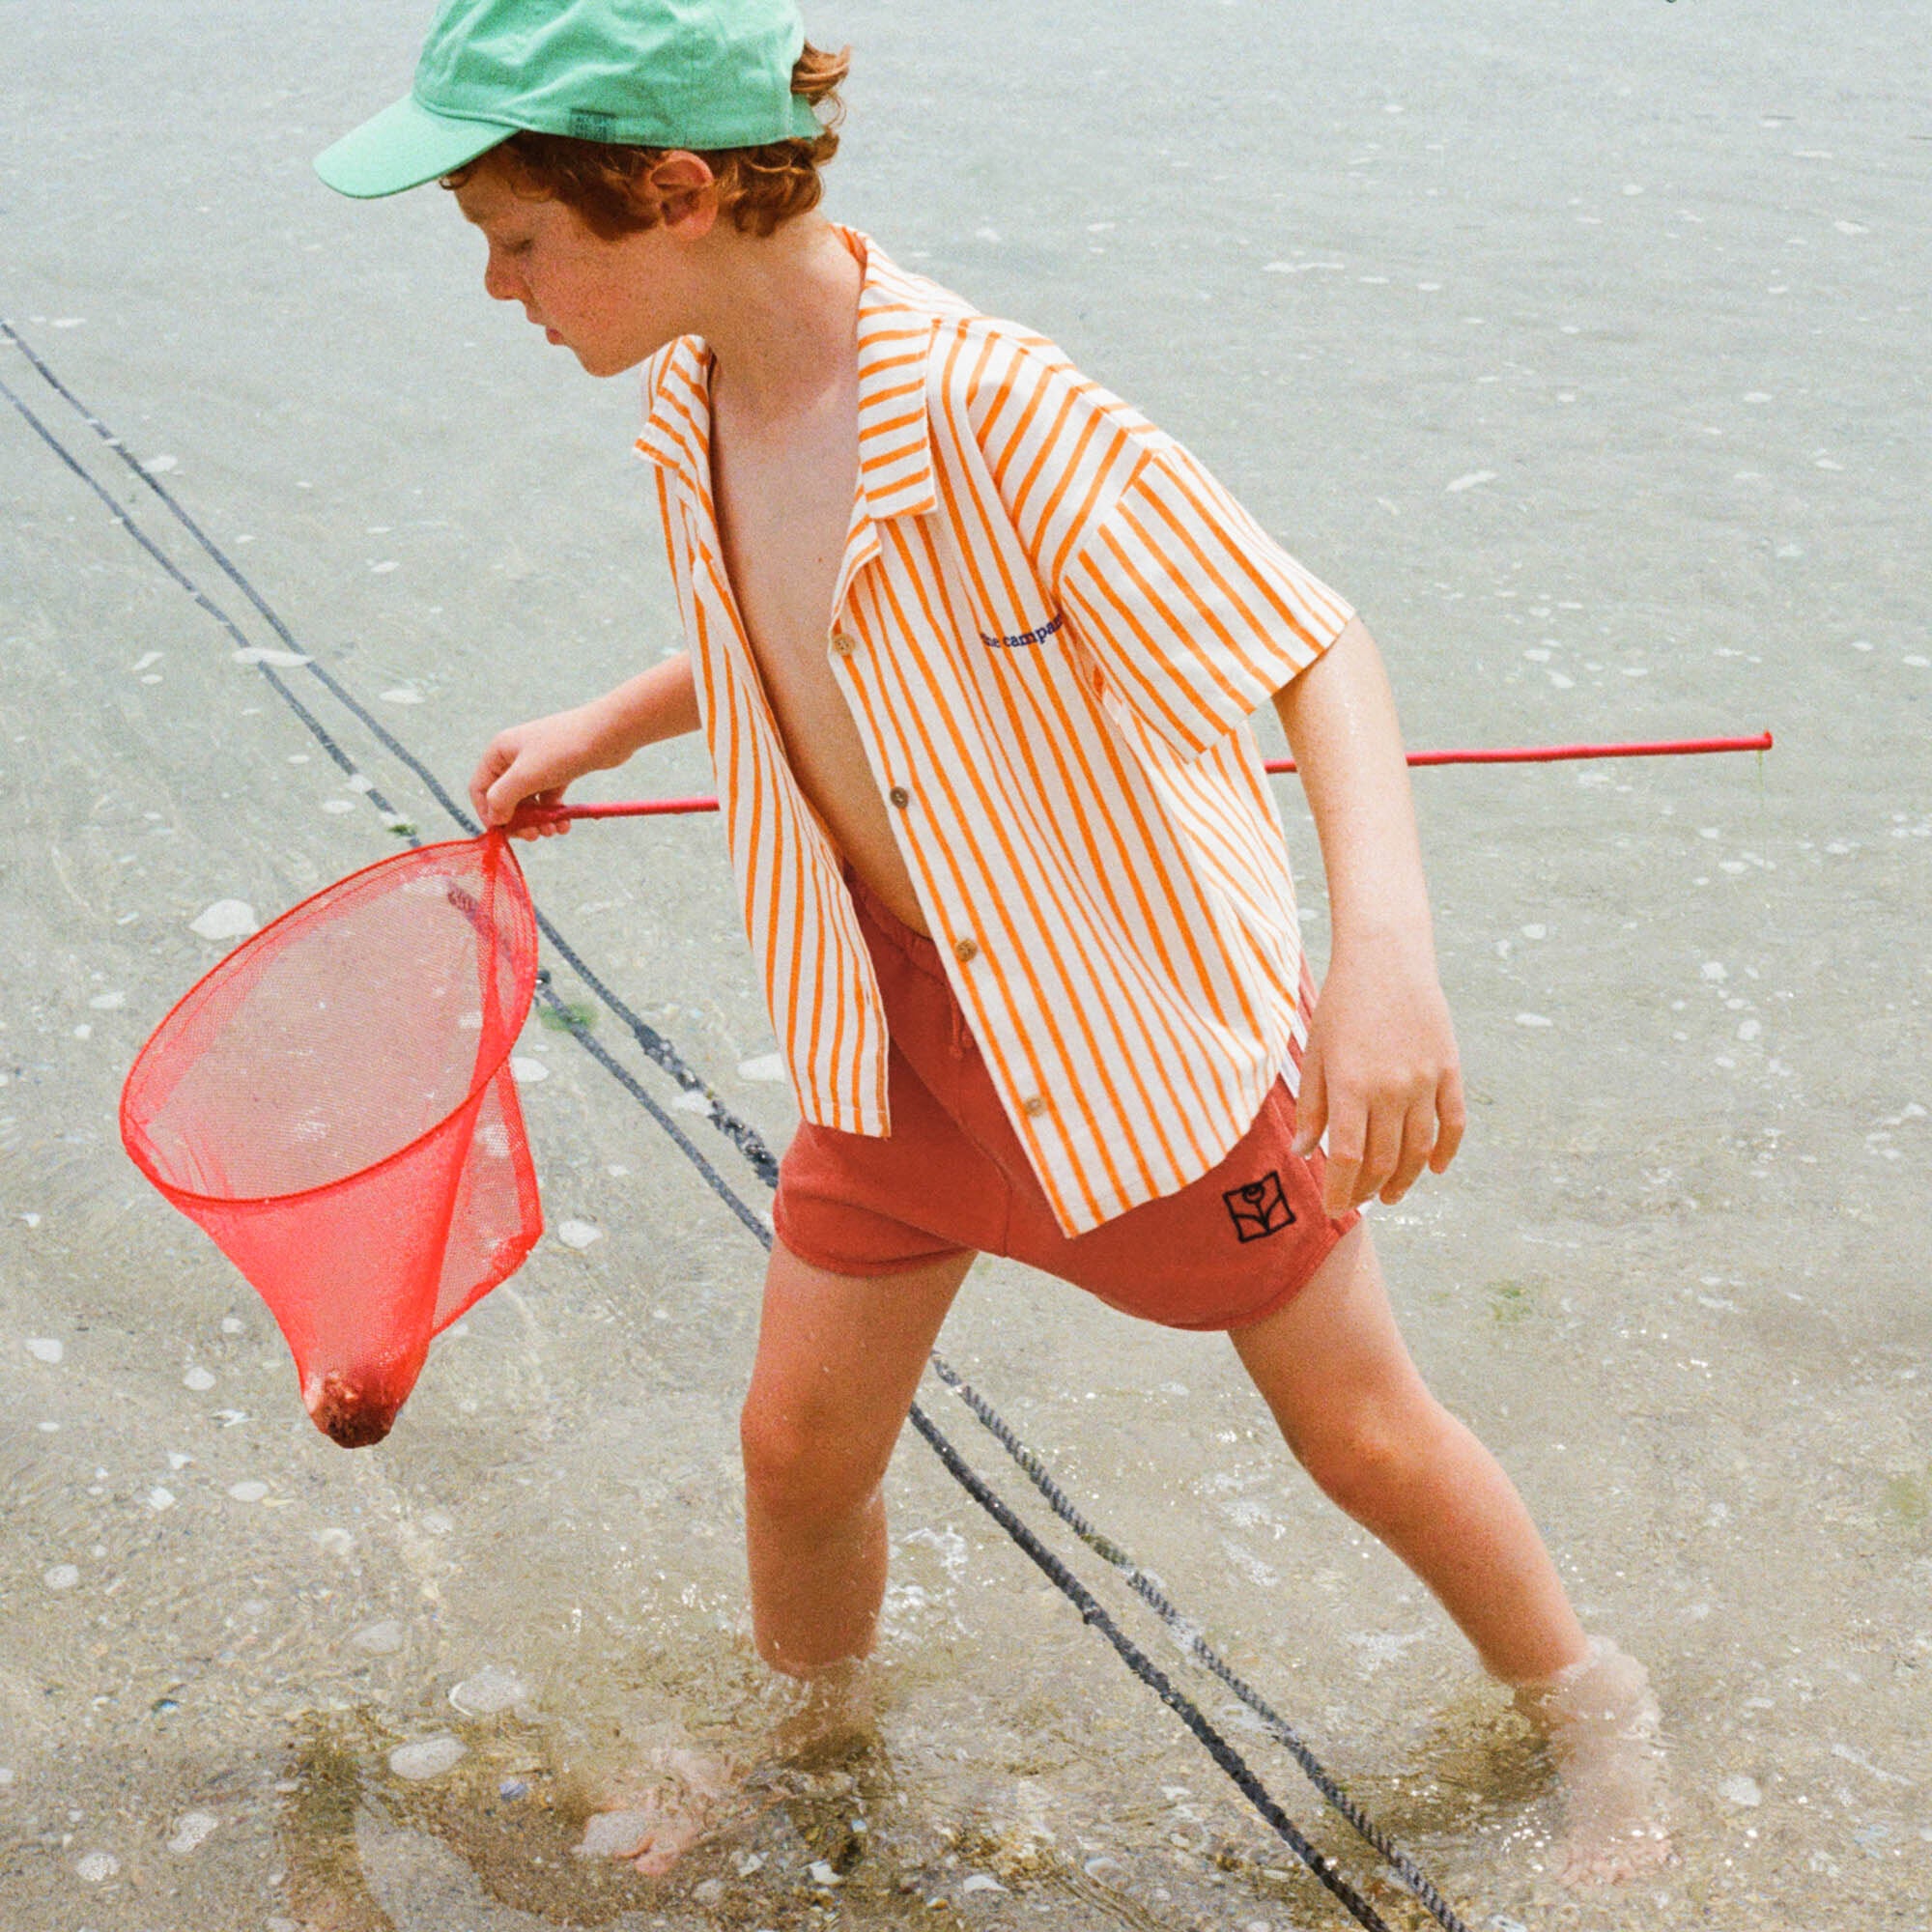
[1057,441,1355,758]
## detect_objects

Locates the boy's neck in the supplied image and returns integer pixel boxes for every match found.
[693,214,863,427]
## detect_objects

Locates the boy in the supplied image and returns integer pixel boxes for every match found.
[316,0,1669,1884]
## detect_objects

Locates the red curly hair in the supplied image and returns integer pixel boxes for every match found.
[443,43,848,239]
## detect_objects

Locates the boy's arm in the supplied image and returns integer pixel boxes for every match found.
[1272,617,1466,1214]
[469,652,701,838]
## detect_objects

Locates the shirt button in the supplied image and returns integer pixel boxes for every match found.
[1022,1094,1048,1118]
[830,632,856,658]
[952,938,979,965]
[887,785,911,810]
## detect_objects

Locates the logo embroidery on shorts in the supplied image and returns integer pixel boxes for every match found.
[566,107,617,140]
[1223,1171,1295,1242]
[979,612,1065,650]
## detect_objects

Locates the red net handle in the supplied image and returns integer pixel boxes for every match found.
[507,731,1774,831]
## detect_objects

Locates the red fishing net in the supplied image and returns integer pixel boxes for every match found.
[121,834,543,1448]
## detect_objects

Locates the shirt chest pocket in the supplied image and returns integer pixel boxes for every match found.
[931,512,1066,665]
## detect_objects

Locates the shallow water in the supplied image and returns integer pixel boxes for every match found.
[2,0,1927,1927]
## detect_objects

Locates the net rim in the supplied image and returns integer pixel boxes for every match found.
[118,832,536,1210]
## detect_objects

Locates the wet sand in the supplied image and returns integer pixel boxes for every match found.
[2,0,1926,1926]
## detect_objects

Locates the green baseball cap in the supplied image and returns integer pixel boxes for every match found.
[315,0,823,198]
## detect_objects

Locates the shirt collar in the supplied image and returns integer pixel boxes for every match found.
[633,226,939,528]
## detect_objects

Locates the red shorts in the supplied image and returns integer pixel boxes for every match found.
[772,874,1359,1332]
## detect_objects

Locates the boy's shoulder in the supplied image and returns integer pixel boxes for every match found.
[873,246,1163,461]
[867,241,1174,565]
[637,235,1176,565]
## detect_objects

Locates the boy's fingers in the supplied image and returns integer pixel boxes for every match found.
[486,758,543,828]
[469,746,510,824]
[1320,1093,1365,1217]
[1429,1066,1467,1174]
[533,785,570,838]
[1291,1038,1328,1157]
[1353,1096,1403,1208]
[1381,1096,1436,1203]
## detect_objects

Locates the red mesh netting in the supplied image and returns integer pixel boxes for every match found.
[121,834,543,1448]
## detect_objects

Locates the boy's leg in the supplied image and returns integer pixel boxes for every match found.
[1231,1222,1584,1680]
[582,1240,974,1878]
[740,1238,977,1674]
[1233,1222,1671,1880]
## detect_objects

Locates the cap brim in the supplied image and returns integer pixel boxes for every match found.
[314,94,518,198]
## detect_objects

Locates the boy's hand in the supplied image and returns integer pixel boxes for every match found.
[469,703,614,840]
[1291,936,1465,1215]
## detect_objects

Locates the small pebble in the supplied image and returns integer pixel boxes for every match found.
[389,1735,467,1780]
[25,1338,64,1364]
[449,1665,529,1716]
[808,1860,841,1886]
[692,1877,725,1906]
[219,1316,245,1335]
[227,1481,270,1503]
[183,1367,217,1392]
[43,1564,80,1590]
[578,1808,654,1859]
[189,900,258,941]
[351,1618,406,1654]
[555,1219,602,1250]
[958,1872,1006,1894]
[497,1777,529,1802]
[509,1056,549,1084]
[737,1051,786,1083]
[167,1811,218,1854]
[1719,1774,1762,1807]
[149,1488,177,1511]
[75,1850,120,1881]
[1514,1012,1554,1029]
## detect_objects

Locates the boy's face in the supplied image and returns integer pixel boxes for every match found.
[453,156,700,378]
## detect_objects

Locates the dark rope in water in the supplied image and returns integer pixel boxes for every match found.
[904,1404,1398,1932]
[6,319,1470,1929]
[927,1357,1471,1932]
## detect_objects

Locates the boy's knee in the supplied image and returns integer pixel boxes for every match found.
[1293,1388,1449,1523]
[739,1402,883,1523]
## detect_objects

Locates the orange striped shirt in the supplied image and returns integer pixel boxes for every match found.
[634,229,1355,1235]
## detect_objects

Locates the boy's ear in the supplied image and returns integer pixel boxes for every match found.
[650,152,721,236]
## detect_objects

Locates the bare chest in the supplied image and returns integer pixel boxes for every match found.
[709,382,928,929]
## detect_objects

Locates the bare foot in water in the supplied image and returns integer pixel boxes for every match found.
[1514,1637,1676,1886]
[576,1663,880,1877]
[576,1746,742,1876]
